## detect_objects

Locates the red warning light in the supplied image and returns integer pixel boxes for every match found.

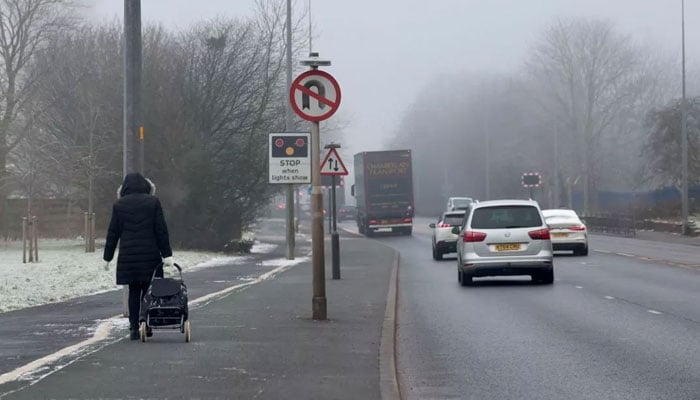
[275,138,284,147]
[295,138,305,147]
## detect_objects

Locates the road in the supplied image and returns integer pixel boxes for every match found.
[347,217,700,400]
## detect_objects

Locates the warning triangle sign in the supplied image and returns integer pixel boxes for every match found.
[320,148,349,176]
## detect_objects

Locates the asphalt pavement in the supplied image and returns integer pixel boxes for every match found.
[0,220,398,400]
[4,215,700,400]
[382,217,700,400]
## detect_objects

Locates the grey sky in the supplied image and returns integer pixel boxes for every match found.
[88,1,698,156]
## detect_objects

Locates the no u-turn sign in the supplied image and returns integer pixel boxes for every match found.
[290,70,341,122]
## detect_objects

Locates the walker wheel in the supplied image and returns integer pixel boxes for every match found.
[184,320,191,343]
[139,322,147,343]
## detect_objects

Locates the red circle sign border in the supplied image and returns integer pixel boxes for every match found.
[289,69,342,122]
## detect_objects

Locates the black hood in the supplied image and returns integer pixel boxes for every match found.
[118,173,156,198]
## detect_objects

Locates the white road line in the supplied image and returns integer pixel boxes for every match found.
[604,296,615,300]
[575,286,583,289]
[0,257,309,387]
[617,253,635,257]
[648,310,663,315]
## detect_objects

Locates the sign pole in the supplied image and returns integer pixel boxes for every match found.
[292,52,340,321]
[331,174,340,279]
[328,187,332,234]
[311,120,327,320]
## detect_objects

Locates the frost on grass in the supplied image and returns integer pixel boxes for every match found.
[0,239,222,313]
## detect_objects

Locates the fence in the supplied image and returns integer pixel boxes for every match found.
[580,213,637,237]
[3,198,87,239]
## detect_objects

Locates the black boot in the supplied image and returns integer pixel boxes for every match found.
[147,326,153,337]
[130,328,139,340]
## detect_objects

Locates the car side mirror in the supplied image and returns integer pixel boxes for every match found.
[429,223,436,228]
[451,226,461,235]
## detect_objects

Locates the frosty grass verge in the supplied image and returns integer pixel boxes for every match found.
[0,236,278,313]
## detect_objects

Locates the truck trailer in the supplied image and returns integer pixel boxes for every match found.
[352,150,414,236]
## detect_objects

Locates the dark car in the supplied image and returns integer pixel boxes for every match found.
[337,205,357,221]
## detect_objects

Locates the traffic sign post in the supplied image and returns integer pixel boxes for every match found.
[322,144,347,280]
[320,147,349,176]
[522,172,542,200]
[290,70,341,122]
[292,52,342,320]
[269,133,311,184]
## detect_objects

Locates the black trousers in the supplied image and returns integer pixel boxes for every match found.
[128,282,149,330]
[127,266,163,329]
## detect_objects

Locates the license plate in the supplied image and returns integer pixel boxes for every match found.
[495,243,521,251]
[551,232,569,238]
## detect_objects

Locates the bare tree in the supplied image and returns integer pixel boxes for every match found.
[31,23,122,224]
[643,97,700,188]
[527,18,658,213]
[0,0,76,231]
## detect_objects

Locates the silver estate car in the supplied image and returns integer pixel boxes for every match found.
[455,199,554,286]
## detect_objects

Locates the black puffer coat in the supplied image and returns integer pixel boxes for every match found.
[103,173,173,285]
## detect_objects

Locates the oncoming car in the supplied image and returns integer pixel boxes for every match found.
[455,199,554,286]
[542,209,589,256]
[429,211,465,260]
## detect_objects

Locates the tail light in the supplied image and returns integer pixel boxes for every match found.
[569,225,587,231]
[463,231,487,242]
[403,217,413,223]
[369,219,378,225]
[438,223,452,228]
[528,228,551,240]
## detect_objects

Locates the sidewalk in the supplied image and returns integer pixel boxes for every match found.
[2,233,398,400]
[633,229,700,247]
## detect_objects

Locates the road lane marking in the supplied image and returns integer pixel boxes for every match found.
[575,286,583,289]
[648,310,663,315]
[604,296,615,300]
[617,253,635,257]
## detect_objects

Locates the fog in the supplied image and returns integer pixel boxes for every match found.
[67,0,700,219]
[88,0,699,157]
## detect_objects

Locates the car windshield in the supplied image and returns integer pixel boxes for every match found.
[471,205,543,229]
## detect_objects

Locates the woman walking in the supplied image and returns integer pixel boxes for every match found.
[103,173,174,340]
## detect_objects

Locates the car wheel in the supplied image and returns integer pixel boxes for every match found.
[578,246,589,256]
[535,270,554,284]
[436,248,443,261]
[432,244,438,261]
[458,269,472,287]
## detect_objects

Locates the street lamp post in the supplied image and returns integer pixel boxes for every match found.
[285,0,295,258]
[681,0,689,234]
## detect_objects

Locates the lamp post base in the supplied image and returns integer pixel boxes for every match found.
[312,296,327,320]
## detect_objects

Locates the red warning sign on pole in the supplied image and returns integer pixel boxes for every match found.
[290,70,341,122]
